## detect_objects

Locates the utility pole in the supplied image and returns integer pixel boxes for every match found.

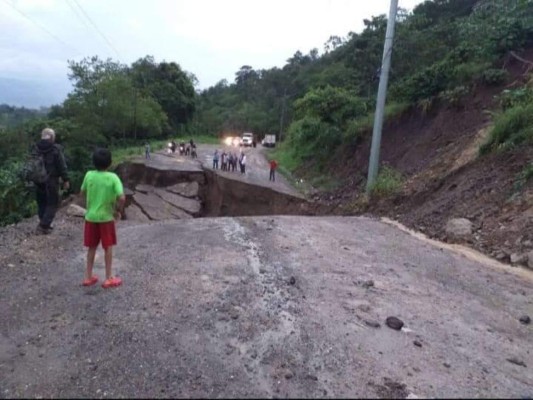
[279,88,287,143]
[133,89,138,140]
[366,0,399,193]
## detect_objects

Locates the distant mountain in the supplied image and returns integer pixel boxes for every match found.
[0,77,71,108]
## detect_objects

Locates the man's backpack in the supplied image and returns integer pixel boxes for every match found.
[24,152,49,184]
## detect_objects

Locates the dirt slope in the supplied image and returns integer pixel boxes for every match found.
[317,49,533,263]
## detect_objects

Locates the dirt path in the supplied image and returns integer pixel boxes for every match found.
[1,212,532,398]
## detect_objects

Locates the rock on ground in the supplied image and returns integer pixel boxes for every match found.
[66,204,86,218]
[445,218,473,239]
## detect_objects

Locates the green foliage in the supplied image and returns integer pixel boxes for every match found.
[480,102,533,154]
[482,69,508,86]
[130,56,196,131]
[392,59,453,102]
[497,87,533,110]
[285,116,343,166]
[0,105,48,129]
[453,61,491,85]
[0,160,37,225]
[438,85,470,108]
[294,86,367,127]
[64,57,170,142]
[344,102,410,142]
[369,166,404,198]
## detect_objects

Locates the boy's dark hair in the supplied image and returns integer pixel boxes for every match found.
[92,148,112,170]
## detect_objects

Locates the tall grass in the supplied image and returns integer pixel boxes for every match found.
[480,103,533,154]
[368,166,404,198]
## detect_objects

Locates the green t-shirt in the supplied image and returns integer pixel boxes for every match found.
[81,171,124,223]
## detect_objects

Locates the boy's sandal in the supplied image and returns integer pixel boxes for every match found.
[82,275,99,287]
[102,277,122,289]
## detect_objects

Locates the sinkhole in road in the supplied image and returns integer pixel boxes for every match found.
[114,160,312,222]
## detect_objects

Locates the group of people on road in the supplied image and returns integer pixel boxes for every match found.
[212,148,279,181]
[213,149,247,174]
[145,138,198,160]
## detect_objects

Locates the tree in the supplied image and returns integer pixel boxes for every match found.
[130,56,196,131]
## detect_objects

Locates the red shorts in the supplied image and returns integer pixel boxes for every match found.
[84,221,117,249]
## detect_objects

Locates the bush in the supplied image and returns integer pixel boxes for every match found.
[344,102,410,143]
[480,103,533,154]
[369,166,404,198]
[497,88,533,110]
[453,62,491,85]
[392,61,451,102]
[482,68,508,86]
[0,161,37,225]
[291,117,342,171]
[439,85,470,108]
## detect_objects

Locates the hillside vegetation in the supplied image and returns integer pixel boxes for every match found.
[0,0,532,225]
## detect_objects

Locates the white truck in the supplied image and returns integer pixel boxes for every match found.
[262,134,276,148]
[240,132,254,147]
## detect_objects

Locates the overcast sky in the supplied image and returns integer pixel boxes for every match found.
[1,0,424,106]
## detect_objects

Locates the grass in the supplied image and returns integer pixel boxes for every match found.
[480,103,533,154]
[110,140,167,166]
[368,166,404,198]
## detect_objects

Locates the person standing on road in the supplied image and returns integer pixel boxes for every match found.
[221,151,227,171]
[213,150,219,169]
[269,159,278,182]
[145,142,151,159]
[81,148,125,289]
[240,152,247,174]
[233,152,238,172]
[33,128,70,235]
[228,153,234,172]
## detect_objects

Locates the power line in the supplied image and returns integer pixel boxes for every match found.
[64,0,92,32]
[70,0,121,59]
[2,0,79,54]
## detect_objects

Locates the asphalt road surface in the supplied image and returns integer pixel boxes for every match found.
[1,212,532,398]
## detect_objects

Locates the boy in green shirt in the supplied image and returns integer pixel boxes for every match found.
[80,148,126,289]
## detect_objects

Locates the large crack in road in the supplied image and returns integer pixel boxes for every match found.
[114,149,311,222]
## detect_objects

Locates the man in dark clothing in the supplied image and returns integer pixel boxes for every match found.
[34,128,69,234]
